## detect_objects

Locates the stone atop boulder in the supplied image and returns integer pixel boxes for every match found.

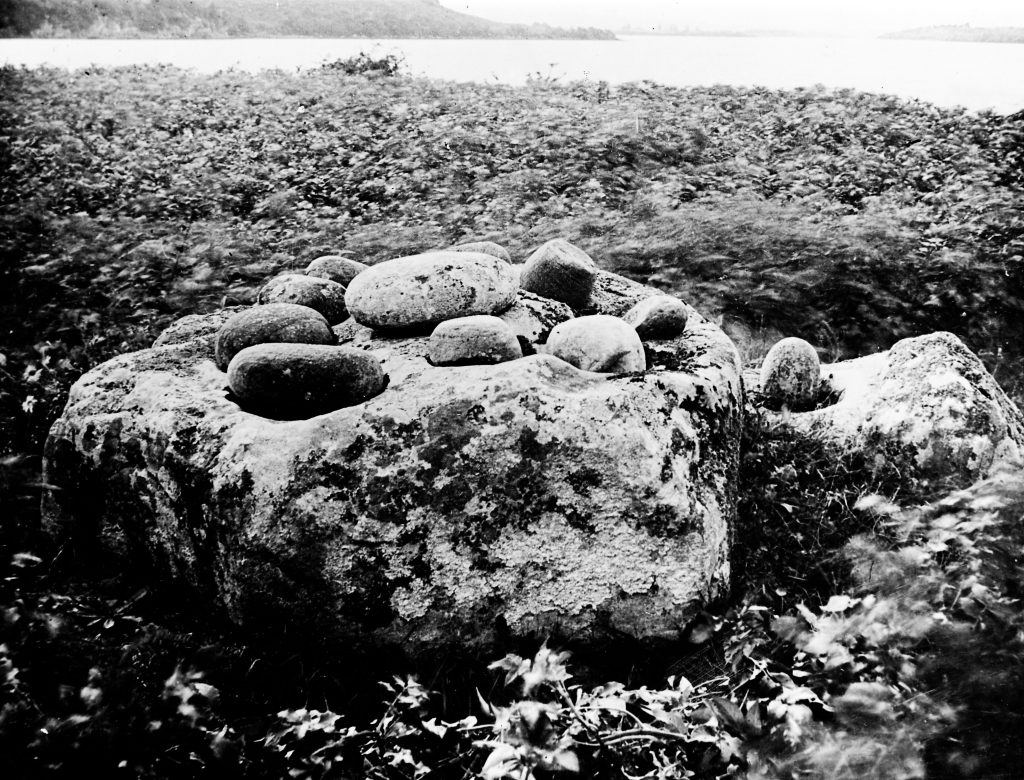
[758,337,821,409]
[345,251,517,332]
[227,342,385,418]
[42,267,743,652]
[305,255,369,288]
[257,274,348,325]
[545,315,646,374]
[775,332,1024,486]
[215,303,336,372]
[496,290,574,344]
[519,239,597,309]
[428,315,523,366]
[622,295,689,340]
[449,241,512,263]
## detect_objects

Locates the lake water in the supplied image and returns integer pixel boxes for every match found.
[3,35,1024,114]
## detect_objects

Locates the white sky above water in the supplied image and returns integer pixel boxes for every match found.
[445,0,1024,35]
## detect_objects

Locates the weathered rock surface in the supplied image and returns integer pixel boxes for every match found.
[257,274,348,324]
[623,295,689,340]
[767,332,1024,485]
[759,337,821,409]
[345,251,517,331]
[428,316,522,365]
[227,343,385,417]
[215,304,336,371]
[43,269,743,651]
[449,241,512,263]
[152,308,243,348]
[495,290,574,344]
[519,239,597,309]
[305,255,369,288]
[545,315,646,373]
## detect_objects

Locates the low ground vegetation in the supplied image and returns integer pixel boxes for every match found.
[2,65,1023,777]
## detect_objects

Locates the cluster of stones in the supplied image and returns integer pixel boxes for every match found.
[220,238,692,418]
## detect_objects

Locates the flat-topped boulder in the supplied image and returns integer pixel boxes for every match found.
[42,268,743,651]
[755,332,1024,486]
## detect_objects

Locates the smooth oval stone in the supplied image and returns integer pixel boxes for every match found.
[345,251,517,331]
[214,303,335,371]
[760,337,821,408]
[545,315,646,374]
[622,295,689,340]
[305,255,368,288]
[257,274,348,324]
[227,343,385,418]
[449,241,512,263]
[519,239,597,309]
[428,315,523,366]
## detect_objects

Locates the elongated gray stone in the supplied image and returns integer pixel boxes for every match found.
[215,303,335,371]
[345,251,516,331]
[257,274,348,325]
[428,315,523,365]
[227,343,384,417]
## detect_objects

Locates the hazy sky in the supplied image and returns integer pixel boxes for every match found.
[447,0,1024,35]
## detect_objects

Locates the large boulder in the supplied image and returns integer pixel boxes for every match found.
[760,332,1024,486]
[42,269,743,651]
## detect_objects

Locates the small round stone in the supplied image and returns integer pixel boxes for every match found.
[760,337,821,408]
[545,315,646,374]
[345,251,517,331]
[449,241,512,263]
[227,343,385,417]
[257,274,348,324]
[623,296,689,340]
[428,315,523,366]
[305,255,368,288]
[519,239,597,309]
[214,303,335,371]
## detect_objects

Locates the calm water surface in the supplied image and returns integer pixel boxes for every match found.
[3,35,1023,113]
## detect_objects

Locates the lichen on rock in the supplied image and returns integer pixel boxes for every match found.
[768,332,1024,485]
[42,268,744,652]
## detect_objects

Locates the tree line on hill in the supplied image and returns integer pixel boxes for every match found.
[0,0,616,39]
[884,24,1024,43]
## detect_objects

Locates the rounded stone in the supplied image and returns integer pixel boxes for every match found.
[623,295,689,340]
[449,241,512,263]
[344,251,517,331]
[759,337,821,408]
[214,303,336,371]
[257,274,348,325]
[227,343,385,417]
[519,239,597,309]
[545,315,646,374]
[305,255,368,288]
[428,315,523,366]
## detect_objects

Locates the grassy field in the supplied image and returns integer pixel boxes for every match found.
[2,63,1024,777]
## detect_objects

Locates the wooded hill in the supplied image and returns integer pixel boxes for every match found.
[0,0,616,39]
[884,24,1024,43]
